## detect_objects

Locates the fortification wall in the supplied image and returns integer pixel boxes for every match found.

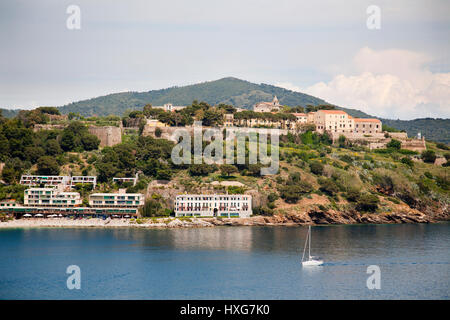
[88,126,122,147]
[33,124,67,132]
[401,139,426,152]
[143,125,287,142]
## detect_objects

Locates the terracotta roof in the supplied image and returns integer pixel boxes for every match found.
[292,113,306,116]
[317,110,347,114]
[353,118,381,123]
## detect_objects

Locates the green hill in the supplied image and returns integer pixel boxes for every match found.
[57,77,370,118]
[1,77,448,144]
[381,118,450,144]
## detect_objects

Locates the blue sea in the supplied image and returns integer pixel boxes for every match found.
[0,223,448,299]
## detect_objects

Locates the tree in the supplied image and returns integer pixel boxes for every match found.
[24,146,45,163]
[279,181,313,203]
[156,169,172,181]
[338,135,347,148]
[310,161,324,175]
[356,193,379,212]
[45,139,62,156]
[387,139,401,150]
[220,164,238,176]
[401,157,414,167]
[318,178,339,196]
[82,134,100,151]
[141,199,162,217]
[60,130,77,151]
[421,150,436,163]
[36,156,59,175]
[188,164,216,176]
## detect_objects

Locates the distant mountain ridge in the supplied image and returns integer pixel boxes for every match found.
[56,77,372,118]
[1,77,448,144]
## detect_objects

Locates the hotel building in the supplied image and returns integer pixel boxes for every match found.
[24,187,82,207]
[20,175,97,189]
[174,194,252,218]
[89,192,144,208]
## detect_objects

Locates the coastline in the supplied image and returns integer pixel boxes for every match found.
[1,208,448,229]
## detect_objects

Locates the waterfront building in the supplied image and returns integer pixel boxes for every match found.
[174,194,252,218]
[89,191,144,208]
[24,187,82,207]
[0,200,18,209]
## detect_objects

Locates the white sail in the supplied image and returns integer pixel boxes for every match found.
[302,225,323,266]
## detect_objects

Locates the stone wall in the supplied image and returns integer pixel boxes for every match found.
[401,138,427,152]
[88,126,122,147]
[33,124,67,132]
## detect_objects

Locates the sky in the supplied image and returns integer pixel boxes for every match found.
[0,0,449,120]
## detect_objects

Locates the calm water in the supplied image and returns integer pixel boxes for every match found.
[0,224,449,299]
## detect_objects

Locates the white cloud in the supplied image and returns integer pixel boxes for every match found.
[277,47,450,120]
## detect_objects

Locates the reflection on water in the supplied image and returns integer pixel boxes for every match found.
[0,223,449,299]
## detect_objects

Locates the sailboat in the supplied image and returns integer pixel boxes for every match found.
[301,225,323,266]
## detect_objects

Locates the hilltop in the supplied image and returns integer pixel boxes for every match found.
[1,77,449,143]
[57,77,371,118]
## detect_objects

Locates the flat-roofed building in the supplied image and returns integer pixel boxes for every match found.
[153,103,186,112]
[24,188,82,207]
[353,118,382,134]
[292,113,308,123]
[20,175,70,187]
[20,175,97,189]
[174,194,252,218]
[112,177,137,186]
[314,109,354,133]
[224,113,234,127]
[70,176,97,189]
[89,192,144,208]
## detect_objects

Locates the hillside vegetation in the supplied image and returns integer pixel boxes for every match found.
[1,104,448,222]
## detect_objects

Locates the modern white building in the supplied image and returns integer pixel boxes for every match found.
[89,191,144,208]
[113,173,138,186]
[174,194,252,218]
[24,187,82,207]
[20,175,97,189]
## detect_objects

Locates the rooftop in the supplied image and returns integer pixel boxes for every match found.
[353,118,381,123]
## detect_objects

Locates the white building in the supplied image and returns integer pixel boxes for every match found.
[253,96,281,113]
[24,187,82,207]
[113,173,138,186]
[153,103,186,112]
[174,194,252,218]
[20,175,97,189]
[89,191,144,208]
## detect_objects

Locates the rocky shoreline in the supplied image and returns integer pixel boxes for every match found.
[0,206,448,229]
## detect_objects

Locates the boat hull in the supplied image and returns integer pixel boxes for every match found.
[302,260,323,267]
